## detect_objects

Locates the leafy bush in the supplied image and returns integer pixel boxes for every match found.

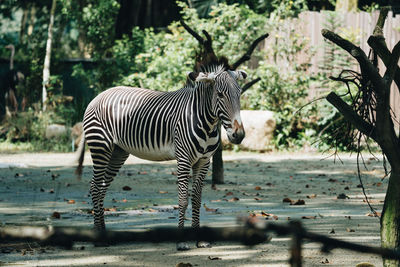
[120,2,266,91]
[0,107,71,152]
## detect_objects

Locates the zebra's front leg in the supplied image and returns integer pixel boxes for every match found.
[176,161,190,251]
[191,159,211,248]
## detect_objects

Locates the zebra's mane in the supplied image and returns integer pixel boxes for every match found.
[185,55,232,87]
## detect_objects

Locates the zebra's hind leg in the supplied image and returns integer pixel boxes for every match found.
[176,159,191,251]
[191,159,212,248]
[90,144,129,231]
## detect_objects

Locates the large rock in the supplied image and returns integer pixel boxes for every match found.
[221,110,276,151]
[45,124,67,139]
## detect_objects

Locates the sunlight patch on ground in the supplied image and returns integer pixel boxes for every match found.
[173,246,259,260]
[17,255,121,266]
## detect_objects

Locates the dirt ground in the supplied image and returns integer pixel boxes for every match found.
[0,151,388,266]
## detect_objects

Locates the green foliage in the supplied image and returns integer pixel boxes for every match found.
[121,2,266,91]
[0,107,72,152]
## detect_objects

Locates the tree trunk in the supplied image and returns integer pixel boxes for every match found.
[381,171,400,266]
[42,0,56,111]
[212,124,224,185]
[19,5,29,43]
[27,5,36,37]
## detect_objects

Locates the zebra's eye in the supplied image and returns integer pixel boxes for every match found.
[217,92,224,98]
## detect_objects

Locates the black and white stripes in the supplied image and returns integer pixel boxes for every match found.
[77,62,246,250]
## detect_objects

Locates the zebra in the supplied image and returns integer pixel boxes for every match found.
[76,22,268,250]
[76,57,247,250]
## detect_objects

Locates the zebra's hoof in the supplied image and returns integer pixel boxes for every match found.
[176,242,190,251]
[196,241,211,248]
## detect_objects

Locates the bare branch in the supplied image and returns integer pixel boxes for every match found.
[368,36,400,91]
[241,78,261,94]
[3,222,400,260]
[180,19,215,57]
[180,19,204,45]
[373,7,390,36]
[326,92,377,141]
[1,225,267,248]
[322,29,385,96]
[231,33,269,70]
[383,40,400,84]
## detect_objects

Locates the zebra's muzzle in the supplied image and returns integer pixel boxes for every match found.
[228,120,245,144]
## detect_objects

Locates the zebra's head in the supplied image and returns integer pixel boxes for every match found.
[190,68,246,144]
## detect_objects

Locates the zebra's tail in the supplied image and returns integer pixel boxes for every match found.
[75,134,86,179]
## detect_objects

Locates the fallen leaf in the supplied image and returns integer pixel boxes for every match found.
[159,191,168,194]
[337,193,349,199]
[176,263,193,267]
[211,199,222,202]
[228,197,239,202]
[208,256,221,260]
[122,186,132,191]
[366,212,381,217]
[68,199,76,204]
[261,211,278,220]
[104,207,117,212]
[291,199,305,205]
[282,197,293,203]
[254,197,262,201]
[346,228,355,232]
[138,171,148,175]
[321,258,330,264]
[376,182,382,187]
[254,186,262,190]
[302,216,316,219]
[148,208,157,212]
[203,203,218,212]
[51,212,61,219]
[225,191,233,196]
[306,194,317,199]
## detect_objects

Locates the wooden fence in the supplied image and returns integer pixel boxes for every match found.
[261,10,400,120]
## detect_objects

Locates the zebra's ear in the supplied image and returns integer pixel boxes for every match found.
[193,72,215,82]
[234,70,247,80]
[188,72,199,81]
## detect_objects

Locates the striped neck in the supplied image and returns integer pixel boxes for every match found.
[192,81,218,130]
